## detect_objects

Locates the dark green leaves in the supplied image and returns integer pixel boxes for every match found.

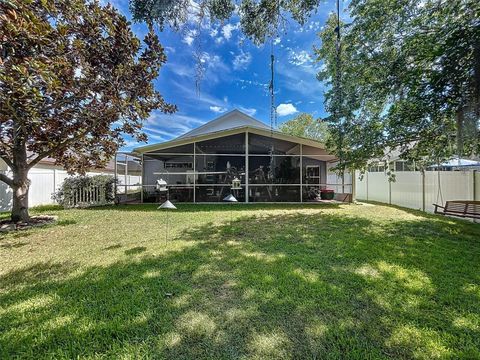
[316,0,480,171]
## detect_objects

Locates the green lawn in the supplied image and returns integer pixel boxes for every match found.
[0,203,479,359]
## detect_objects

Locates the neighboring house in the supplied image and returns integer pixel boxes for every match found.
[116,109,352,203]
[0,157,114,211]
[427,157,480,171]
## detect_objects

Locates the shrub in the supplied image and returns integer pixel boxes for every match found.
[53,175,116,207]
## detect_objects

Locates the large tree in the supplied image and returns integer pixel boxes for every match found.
[316,0,480,172]
[0,0,175,222]
[279,113,329,143]
[130,0,326,44]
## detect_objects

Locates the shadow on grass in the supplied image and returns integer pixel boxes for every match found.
[0,241,29,249]
[125,246,147,256]
[0,211,479,359]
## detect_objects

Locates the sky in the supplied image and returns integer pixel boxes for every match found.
[105,0,346,151]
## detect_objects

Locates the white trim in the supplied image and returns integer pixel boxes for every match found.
[134,126,331,155]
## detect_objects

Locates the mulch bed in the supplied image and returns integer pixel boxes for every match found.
[0,215,57,232]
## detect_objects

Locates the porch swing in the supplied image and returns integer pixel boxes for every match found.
[433,181,480,219]
[432,190,480,220]
[432,110,480,219]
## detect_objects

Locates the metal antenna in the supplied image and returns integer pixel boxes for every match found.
[269,39,276,134]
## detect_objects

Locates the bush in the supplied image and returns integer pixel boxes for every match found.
[53,175,116,207]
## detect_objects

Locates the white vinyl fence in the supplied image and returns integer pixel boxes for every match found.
[355,170,480,213]
[0,167,112,212]
[63,185,109,208]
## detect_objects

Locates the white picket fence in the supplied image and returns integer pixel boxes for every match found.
[63,185,108,208]
[355,170,480,213]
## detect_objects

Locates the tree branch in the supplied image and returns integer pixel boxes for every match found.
[27,136,78,170]
[27,120,103,170]
[0,173,14,187]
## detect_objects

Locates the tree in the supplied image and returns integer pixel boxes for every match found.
[316,0,480,172]
[130,0,326,45]
[279,113,329,143]
[0,0,176,222]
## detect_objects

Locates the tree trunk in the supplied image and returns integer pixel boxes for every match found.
[10,167,30,223]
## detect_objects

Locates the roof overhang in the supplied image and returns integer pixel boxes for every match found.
[133,126,336,160]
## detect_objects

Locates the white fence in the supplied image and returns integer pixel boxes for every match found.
[2,166,478,213]
[64,185,109,208]
[355,170,480,213]
[0,167,112,212]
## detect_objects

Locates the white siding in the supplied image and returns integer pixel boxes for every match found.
[326,162,352,193]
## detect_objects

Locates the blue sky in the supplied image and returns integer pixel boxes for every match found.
[106,0,345,150]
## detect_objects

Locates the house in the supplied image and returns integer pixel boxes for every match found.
[116,109,353,203]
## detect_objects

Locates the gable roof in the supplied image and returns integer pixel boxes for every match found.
[133,125,335,161]
[177,109,269,139]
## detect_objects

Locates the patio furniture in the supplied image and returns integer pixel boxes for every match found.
[320,189,335,200]
[433,201,480,219]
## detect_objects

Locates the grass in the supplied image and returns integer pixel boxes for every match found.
[0,202,479,359]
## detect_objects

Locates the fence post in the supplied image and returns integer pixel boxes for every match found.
[351,169,356,203]
[366,171,369,201]
[473,170,477,200]
[473,170,478,223]
[422,170,426,212]
[388,172,392,205]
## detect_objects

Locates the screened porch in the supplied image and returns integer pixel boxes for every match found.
[115,130,352,203]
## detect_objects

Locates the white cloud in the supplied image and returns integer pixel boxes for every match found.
[145,110,204,139]
[238,107,257,116]
[209,105,228,113]
[276,103,298,117]
[289,50,313,66]
[165,46,176,54]
[170,80,231,112]
[233,50,252,70]
[166,62,194,77]
[209,27,218,37]
[275,57,325,101]
[183,29,198,46]
[222,23,239,40]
